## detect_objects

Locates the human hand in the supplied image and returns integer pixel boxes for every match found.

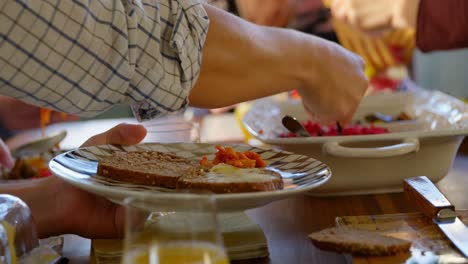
[331,0,420,34]
[0,138,14,168]
[296,36,368,124]
[236,0,295,27]
[40,123,147,238]
[0,96,79,131]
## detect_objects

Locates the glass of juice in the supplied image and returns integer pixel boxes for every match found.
[122,195,228,264]
[0,194,40,263]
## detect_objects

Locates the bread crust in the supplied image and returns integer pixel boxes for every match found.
[309,227,411,256]
[97,164,179,188]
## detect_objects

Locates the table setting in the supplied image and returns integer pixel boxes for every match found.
[1,0,468,263]
[1,12,467,261]
[1,87,467,264]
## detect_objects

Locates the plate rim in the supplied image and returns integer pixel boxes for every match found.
[49,142,332,202]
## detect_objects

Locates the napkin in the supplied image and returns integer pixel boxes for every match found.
[91,212,268,263]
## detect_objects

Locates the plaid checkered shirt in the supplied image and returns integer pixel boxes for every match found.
[0,0,209,121]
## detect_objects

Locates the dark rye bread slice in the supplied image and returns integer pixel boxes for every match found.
[176,165,284,193]
[309,227,411,256]
[97,151,200,188]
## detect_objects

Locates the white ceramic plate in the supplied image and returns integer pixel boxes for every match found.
[49,143,331,211]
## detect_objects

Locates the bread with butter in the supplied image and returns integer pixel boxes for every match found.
[177,164,284,193]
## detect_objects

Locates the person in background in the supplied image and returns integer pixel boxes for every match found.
[0,1,367,169]
[331,0,468,52]
[209,0,337,41]
[235,0,294,27]
[1,123,147,239]
[331,0,468,99]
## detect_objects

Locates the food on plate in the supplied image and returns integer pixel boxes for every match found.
[191,146,282,193]
[309,227,411,256]
[364,112,413,123]
[177,163,283,193]
[97,146,283,193]
[280,121,389,137]
[97,151,200,188]
[1,156,52,180]
[2,110,68,180]
[200,145,266,169]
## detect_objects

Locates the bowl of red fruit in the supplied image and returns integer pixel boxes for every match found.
[243,89,468,195]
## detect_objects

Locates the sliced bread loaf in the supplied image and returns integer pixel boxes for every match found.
[309,227,411,256]
[177,164,284,193]
[97,151,200,188]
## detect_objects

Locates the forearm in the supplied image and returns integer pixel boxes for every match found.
[189,4,325,108]
[417,0,468,52]
[0,177,63,238]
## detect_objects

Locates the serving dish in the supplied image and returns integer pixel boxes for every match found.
[49,143,331,212]
[1,131,67,181]
[243,90,468,195]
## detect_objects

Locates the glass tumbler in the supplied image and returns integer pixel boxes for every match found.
[0,195,39,264]
[122,195,228,264]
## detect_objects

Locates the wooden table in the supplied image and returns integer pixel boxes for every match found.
[7,115,468,264]
[246,152,468,264]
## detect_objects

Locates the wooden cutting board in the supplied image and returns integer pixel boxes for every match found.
[334,210,468,263]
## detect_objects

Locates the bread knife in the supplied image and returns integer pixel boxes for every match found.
[404,176,468,257]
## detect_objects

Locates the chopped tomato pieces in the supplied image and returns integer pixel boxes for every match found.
[200,145,266,168]
[280,121,389,138]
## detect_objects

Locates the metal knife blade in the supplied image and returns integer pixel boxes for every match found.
[437,217,468,257]
[404,176,468,257]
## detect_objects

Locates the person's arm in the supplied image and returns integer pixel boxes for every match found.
[417,0,468,52]
[1,1,366,125]
[0,96,79,132]
[190,5,367,124]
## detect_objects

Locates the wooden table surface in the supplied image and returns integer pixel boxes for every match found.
[7,116,468,264]
[246,152,468,264]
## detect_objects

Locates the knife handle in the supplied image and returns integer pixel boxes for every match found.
[404,176,455,219]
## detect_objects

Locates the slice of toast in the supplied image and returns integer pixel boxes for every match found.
[97,151,200,188]
[309,227,411,256]
[176,164,284,193]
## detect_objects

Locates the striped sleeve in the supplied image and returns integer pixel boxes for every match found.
[0,0,209,121]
